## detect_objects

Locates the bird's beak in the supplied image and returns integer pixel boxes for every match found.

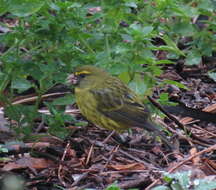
[66,74,78,85]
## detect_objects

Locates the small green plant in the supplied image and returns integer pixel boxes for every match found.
[105,184,122,190]
[0,145,8,153]
[153,171,216,190]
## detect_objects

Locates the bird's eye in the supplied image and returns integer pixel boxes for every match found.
[79,73,86,78]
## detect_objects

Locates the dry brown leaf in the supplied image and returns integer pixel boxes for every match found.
[203,103,216,113]
[179,117,194,124]
[108,163,146,171]
[2,156,54,171]
[190,147,200,165]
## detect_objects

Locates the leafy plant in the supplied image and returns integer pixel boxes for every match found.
[153,171,216,190]
[0,0,215,138]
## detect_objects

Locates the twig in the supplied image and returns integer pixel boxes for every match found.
[168,144,216,173]
[76,182,94,190]
[71,172,89,187]
[119,149,157,169]
[145,177,162,190]
[101,170,147,175]
[192,125,216,138]
[0,142,50,156]
[118,176,149,189]
[86,144,94,165]
[12,92,69,105]
[35,120,45,133]
[123,148,161,168]
[101,145,119,172]
[91,140,157,169]
[102,130,115,144]
[58,141,71,187]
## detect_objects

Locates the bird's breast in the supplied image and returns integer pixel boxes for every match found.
[74,88,127,132]
[75,88,98,117]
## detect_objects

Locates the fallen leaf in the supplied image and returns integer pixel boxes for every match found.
[108,163,146,171]
[190,147,200,165]
[180,117,194,124]
[2,156,54,171]
[203,103,216,113]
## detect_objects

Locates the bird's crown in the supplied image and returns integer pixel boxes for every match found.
[74,65,107,77]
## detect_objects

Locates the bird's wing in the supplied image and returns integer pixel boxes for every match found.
[90,80,154,131]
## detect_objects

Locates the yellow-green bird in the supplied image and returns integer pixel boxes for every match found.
[67,65,172,149]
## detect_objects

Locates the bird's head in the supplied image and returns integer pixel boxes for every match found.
[67,65,108,89]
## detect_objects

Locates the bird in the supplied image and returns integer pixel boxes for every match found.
[67,65,173,149]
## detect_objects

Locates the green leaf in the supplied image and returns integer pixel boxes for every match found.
[0,72,7,91]
[129,74,147,95]
[0,0,9,15]
[0,146,8,153]
[142,26,154,36]
[39,77,55,93]
[119,71,131,84]
[185,50,202,65]
[129,24,154,39]
[108,64,128,75]
[68,2,82,8]
[171,4,199,18]
[166,171,191,190]
[105,184,121,190]
[208,72,216,82]
[49,2,60,11]
[11,78,32,92]
[8,0,45,17]
[194,179,216,190]
[52,94,75,106]
[159,92,169,102]
[163,175,173,183]
[198,0,214,12]
[163,80,188,90]
[74,121,88,127]
[121,34,133,42]
[172,22,195,36]
[125,2,137,8]
[4,104,37,125]
[114,45,130,54]
[162,35,185,56]
[156,60,174,65]
[158,92,177,106]
[152,186,170,190]
[22,63,43,81]
[171,182,186,190]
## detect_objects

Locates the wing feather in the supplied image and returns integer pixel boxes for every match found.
[90,77,153,131]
